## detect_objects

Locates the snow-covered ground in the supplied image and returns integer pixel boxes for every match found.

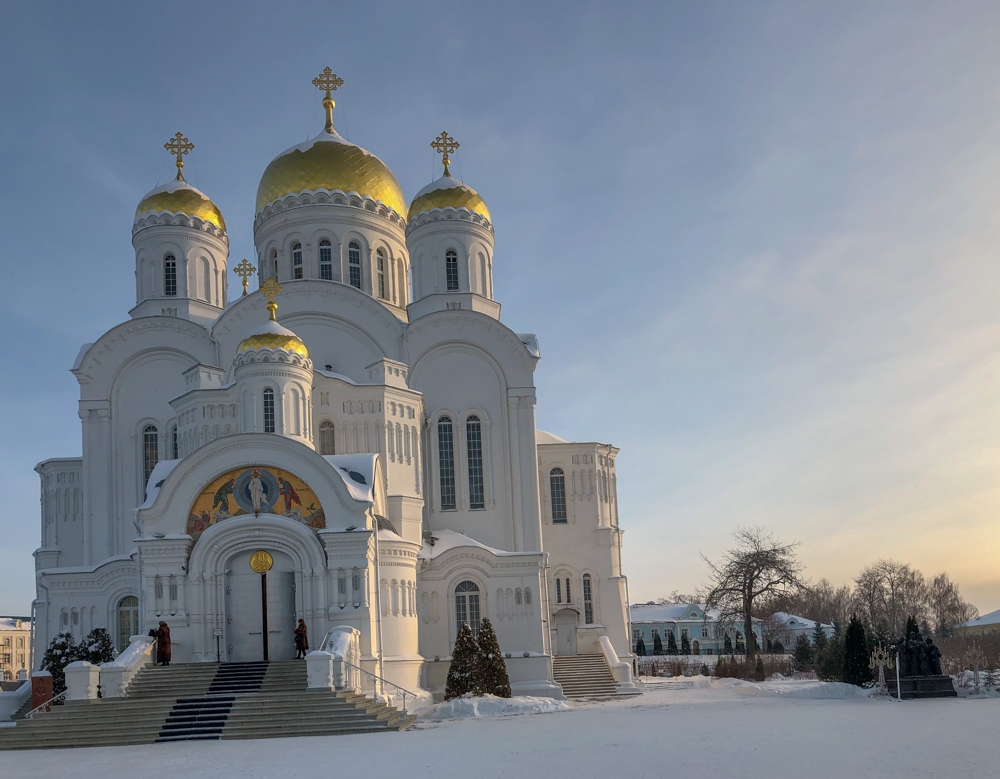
[4,678,995,778]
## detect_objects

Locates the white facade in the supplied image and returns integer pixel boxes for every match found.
[30,83,632,700]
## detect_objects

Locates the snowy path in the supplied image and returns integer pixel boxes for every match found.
[6,679,994,778]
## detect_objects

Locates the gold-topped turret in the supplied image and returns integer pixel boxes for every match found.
[431,131,460,178]
[312,67,345,135]
[236,276,309,357]
[164,132,195,181]
[260,277,282,321]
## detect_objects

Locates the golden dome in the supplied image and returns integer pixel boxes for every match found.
[408,175,491,223]
[237,319,309,357]
[135,179,226,231]
[256,130,406,217]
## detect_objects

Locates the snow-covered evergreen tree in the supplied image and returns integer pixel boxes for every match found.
[812,620,828,653]
[666,632,678,655]
[844,615,872,686]
[474,618,511,698]
[635,636,647,656]
[81,628,116,665]
[652,632,663,655]
[445,623,480,699]
[793,634,813,668]
[723,633,733,654]
[680,634,691,655]
[41,633,83,695]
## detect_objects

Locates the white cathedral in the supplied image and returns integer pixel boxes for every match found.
[32,70,632,699]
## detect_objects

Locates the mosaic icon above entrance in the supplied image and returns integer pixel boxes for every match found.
[187,466,326,541]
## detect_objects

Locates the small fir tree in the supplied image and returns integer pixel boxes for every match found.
[904,615,920,641]
[723,633,733,654]
[81,628,116,665]
[793,634,813,669]
[734,633,745,655]
[41,632,83,695]
[666,632,679,655]
[754,655,766,681]
[445,623,480,699]
[815,632,845,682]
[635,636,647,656]
[680,634,691,655]
[653,632,663,655]
[812,621,828,654]
[844,615,872,687]
[474,619,512,697]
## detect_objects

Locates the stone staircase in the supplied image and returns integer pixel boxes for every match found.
[0,660,414,750]
[553,654,634,699]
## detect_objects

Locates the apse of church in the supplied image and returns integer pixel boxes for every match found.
[31,68,632,700]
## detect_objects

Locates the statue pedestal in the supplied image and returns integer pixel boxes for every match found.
[886,675,957,699]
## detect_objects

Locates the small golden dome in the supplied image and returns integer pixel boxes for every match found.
[237,322,310,357]
[135,179,227,231]
[256,130,405,216]
[408,175,491,223]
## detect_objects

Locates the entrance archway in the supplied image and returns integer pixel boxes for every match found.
[225,548,296,662]
[554,609,578,656]
[117,596,139,652]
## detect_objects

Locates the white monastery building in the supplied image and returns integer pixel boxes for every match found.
[31,70,633,699]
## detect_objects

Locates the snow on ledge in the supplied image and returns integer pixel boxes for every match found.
[713,678,877,700]
[420,694,571,720]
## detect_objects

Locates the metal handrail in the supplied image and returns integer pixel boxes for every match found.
[339,659,419,716]
[24,689,67,720]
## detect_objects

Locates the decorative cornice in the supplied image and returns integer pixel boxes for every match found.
[405,207,493,236]
[133,212,229,243]
[255,189,407,232]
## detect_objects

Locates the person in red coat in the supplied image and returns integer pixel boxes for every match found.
[155,621,171,666]
[294,619,308,659]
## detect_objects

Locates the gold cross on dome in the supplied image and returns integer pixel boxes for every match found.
[234,259,256,297]
[431,131,460,177]
[312,67,345,134]
[260,277,283,321]
[164,132,194,180]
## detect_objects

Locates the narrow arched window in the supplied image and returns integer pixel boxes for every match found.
[466,415,484,509]
[263,388,275,433]
[171,426,179,459]
[349,241,362,289]
[163,255,177,297]
[565,578,572,603]
[550,468,567,523]
[142,425,158,486]
[377,248,387,299]
[583,574,594,624]
[445,249,459,291]
[555,578,562,604]
[270,249,278,280]
[319,420,336,455]
[455,580,481,636]
[292,241,303,279]
[319,239,332,280]
[437,416,456,510]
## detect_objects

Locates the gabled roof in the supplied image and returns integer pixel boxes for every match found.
[771,611,835,630]
[959,607,1000,629]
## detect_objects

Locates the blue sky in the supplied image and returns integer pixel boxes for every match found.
[1,1,999,615]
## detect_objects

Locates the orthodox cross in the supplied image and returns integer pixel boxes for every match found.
[260,277,283,321]
[312,67,345,134]
[869,644,894,696]
[234,259,256,297]
[431,131,460,178]
[164,132,194,180]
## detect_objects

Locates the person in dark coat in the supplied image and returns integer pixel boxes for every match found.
[294,619,308,659]
[155,621,171,666]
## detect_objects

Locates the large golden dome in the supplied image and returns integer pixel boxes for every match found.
[135,178,226,232]
[408,175,491,223]
[256,129,406,217]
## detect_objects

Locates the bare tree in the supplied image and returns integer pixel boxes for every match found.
[927,572,978,636]
[758,578,853,629]
[853,560,928,636]
[703,527,806,661]
[655,590,703,605]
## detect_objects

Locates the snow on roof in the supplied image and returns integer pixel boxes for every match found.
[536,429,569,445]
[271,128,354,161]
[771,612,834,630]
[412,173,471,200]
[315,369,359,385]
[322,454,377,503]
[139,459,181,509]
[517,333,540,358]
[72,342,94,371]
[959,607,1000,629]
[137,176,214,204]
[0,617,30,631]
[630,603,713,622]
[243,318,300,339]
[418,528,521,560]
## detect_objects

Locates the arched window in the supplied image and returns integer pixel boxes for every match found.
[171,426,179,459]
[319,420,336,455]
[117,595,139,651]
[292,241,303,279]
[565,577,572,603]
[550,468,567,523]
[455,580,481,636]
[555,578,562,604]
[163,255,177,297]
[142,425,158,486]
[270,249,278,280]
[263,388,275,433]
[445,249,459,291]
[437,417,456,510]
[348,241,362,289]
[319,239,333,280]
[376,248,387,299]
[466,415,484,509]
[583,574,594,624]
